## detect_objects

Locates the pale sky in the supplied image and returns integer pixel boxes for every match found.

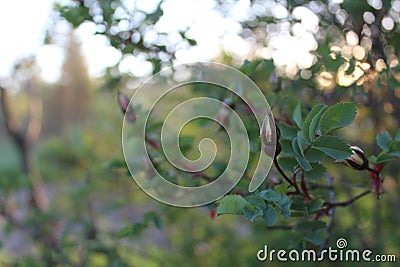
[0,0,319,83]
[0,0,54,77]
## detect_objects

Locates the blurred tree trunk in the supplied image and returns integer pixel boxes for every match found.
[0,75,48,211]
[58,31,92,134]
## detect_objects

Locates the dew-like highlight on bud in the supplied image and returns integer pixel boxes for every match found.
[344,145,369,170]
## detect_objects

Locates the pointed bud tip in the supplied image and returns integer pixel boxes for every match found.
[117,91,130,114]
[118,92,136,123]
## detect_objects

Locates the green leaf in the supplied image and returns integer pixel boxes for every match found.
[147,4,164,23]
[376,131,393,151]
[319,102,357,134]
[292,138,302,156]
[257,189,282,202]
[131,223,148,235]
[302,104,327,143]
[277,194,291,207]
[278,122,297,140]
[59,6,92,28]
[345,58,356,75]
[389,141,400,154]
[107,158,127,169]
[263,205,278,226]
[274,183,290,194]
[292,103,302,129]
[376,151,395,163]
[146,121,163,132]
[368,155,377,164]
[308,197,324,213]
[395,131,400,142]
[149,58,162,75]
[216,195,248,215]
[153,216,164,229]
[179,135,195,153]
[304,148,326,162]
[296,221,327,232]
[257,189,291,218]
[304,163,327,180]
[240,59,263,76]
[297,131,308,156]
[116,226,135,238]
[277,157,298,172]
[278,197,291,218]
[116,211,163,238]
[296,156,312,171]
[117,223,147,238]
[187,38,197,46]
[325,55,346,72]
[304,229,326,246]
[313,135,352,160]
[144,211,164,230]
[281,139,297,156]
[288,233,305,250]
[291,196,307,211]
[242,205,263,222]
[246,195,267,210]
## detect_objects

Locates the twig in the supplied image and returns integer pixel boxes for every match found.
[324,189,372,208]
[366,167,379,175]
[300,170,311,200]
[273,157,297,189]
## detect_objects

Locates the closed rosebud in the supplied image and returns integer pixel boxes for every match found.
[344,146,368,170]
[261,117,272,144]
[261,117,280,157]
[118,91,136,123]
[118,91,129,113]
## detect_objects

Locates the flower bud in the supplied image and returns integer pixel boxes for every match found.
[118,91,136,123]
[118,91,129,113]
[261,117,280,157]
[345,146,368,170]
